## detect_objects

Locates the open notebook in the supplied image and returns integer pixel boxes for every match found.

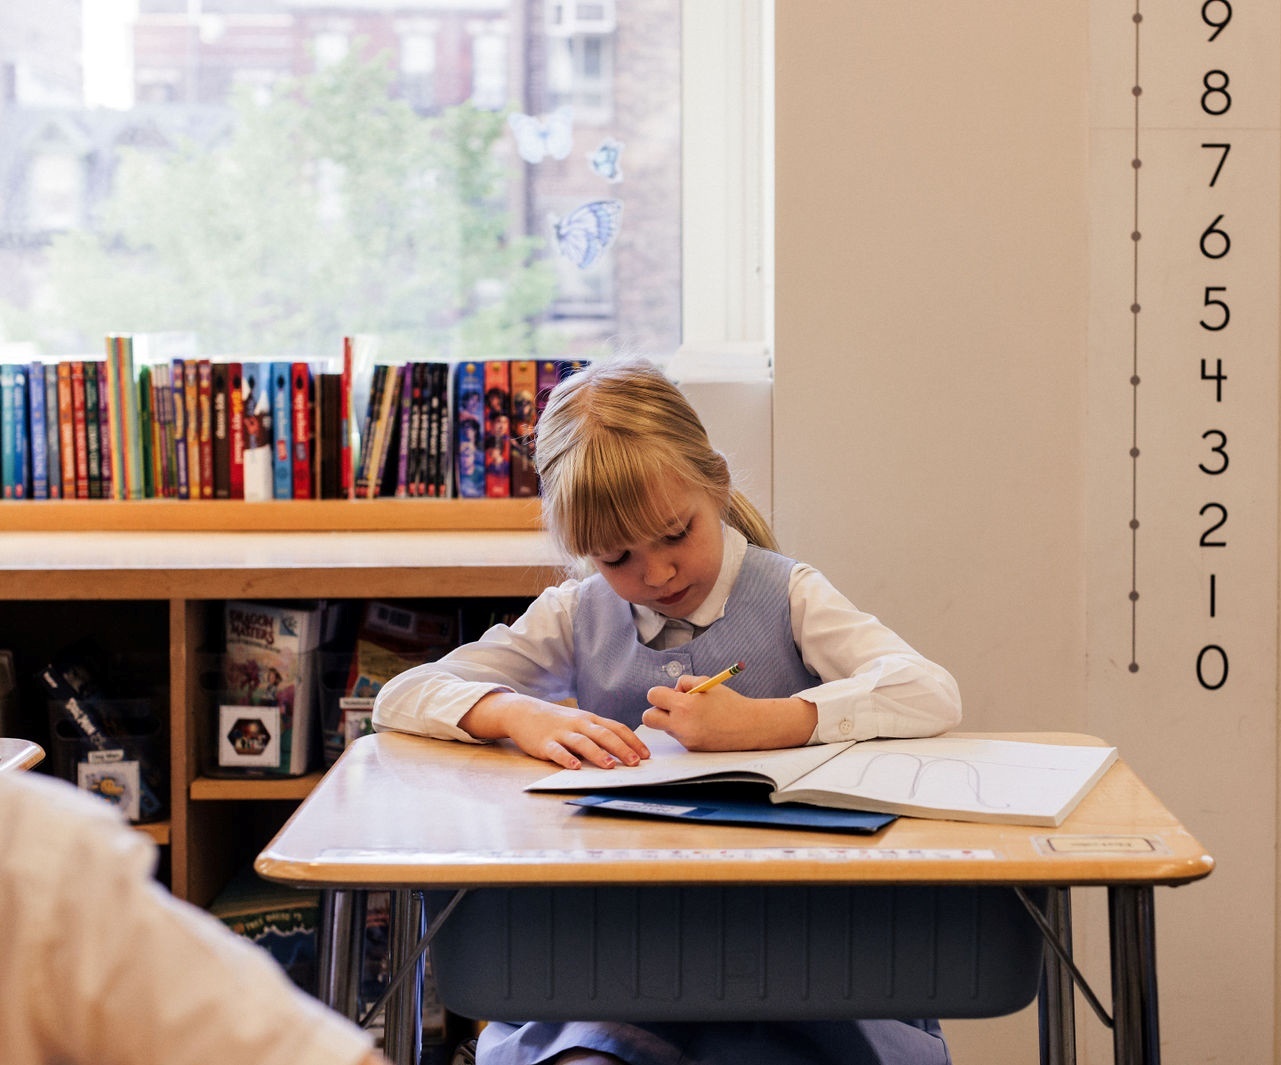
[529,727,1118,827]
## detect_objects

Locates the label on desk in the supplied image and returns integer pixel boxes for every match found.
[322,846,1000,863]
[1034,835,1169,856]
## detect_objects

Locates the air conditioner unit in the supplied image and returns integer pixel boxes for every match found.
[545,0,616,37]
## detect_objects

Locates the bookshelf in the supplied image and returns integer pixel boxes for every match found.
[0,499,561,907]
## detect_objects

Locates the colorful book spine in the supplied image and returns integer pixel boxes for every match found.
[483,359,511,498]
[183,359,201,500]
[84,362,103,499]
[45,361,61,498]
[341,337,354,500]
[429,362,450,497]
[395,362,414,498]
[70,361,90,499]
[509,359,539,498]
[170,358,189,499]
[96,361,112,501]
[211,362,231,499]
[269,362,293,500]
[454,361,484,499]
[241,364,273,502]
[368,363,402,499]
[138,365,155,499]
[425,363,440,497]
[28,363,48,500]
[291,362,312,500]
[197,359,214,499]
[151,363,174,497]
[354,364,384,498]
[57,361,75,499]
[105,335,144,500]
[1,365,16,499]
[228,363,245,500]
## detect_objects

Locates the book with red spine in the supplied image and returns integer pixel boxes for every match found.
[483,359,511,498]
[291,361,312,499]
[57,361,75,498]
[341,337,354,499]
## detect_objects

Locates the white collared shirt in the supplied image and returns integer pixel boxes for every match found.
[373,525,961,745]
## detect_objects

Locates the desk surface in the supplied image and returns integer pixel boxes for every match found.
[256,731,1214,891]
[0,738,45,773]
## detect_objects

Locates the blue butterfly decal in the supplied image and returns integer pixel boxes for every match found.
[552,199,623,269]
[589,138,624,183]
[508,107,573,164]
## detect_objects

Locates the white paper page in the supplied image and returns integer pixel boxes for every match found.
[780,736,1117,822]
[526,725,852,792]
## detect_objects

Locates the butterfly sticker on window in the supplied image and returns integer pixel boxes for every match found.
[508,107,574,164]
[588,138,624,183]
[552,200,623,270]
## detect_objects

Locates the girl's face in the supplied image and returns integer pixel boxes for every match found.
[589,485,724,619]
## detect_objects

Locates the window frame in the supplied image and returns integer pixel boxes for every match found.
[675,0,773,382]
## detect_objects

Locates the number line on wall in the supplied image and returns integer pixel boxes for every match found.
[1129,1,1143,673]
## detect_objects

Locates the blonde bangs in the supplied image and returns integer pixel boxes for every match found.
[545,432,688,559]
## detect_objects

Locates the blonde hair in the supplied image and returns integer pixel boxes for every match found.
[535,356,778,559]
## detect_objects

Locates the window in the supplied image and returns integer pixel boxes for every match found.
[399,30,437,112]
[0,0,769,375]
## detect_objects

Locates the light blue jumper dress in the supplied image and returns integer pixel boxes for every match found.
[476,545,952,1065]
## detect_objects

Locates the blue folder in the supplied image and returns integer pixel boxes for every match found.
[567,785,896,834]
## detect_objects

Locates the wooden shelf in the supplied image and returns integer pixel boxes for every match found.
[135,820,172,846]
[0,503,555,905]
[0,497,543,533]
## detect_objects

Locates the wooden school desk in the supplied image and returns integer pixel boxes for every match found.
[0,737,45,773]
[256,732,1213,1065]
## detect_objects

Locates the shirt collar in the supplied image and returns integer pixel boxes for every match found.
[631,524,747,642]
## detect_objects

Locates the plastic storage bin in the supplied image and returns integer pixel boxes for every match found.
[429,883,1045,1022]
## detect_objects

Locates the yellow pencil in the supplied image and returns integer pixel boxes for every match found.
[686,660,746,694]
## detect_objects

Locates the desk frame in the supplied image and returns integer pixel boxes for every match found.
[257,733,1212,1065]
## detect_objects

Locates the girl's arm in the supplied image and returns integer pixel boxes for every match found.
[372,580,582,741]
[372,580,649,769]
[788,564,963,743]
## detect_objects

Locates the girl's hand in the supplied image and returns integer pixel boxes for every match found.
[642,677,817,751]
[460,691,650,770]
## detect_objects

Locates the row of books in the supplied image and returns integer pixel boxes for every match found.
[0,336,588,502]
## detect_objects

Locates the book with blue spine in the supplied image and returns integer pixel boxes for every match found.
[28,361,48,499]
[454,361,484,498]
[270,361,293,499]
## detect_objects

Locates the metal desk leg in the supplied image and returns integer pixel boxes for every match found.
[1109,886,1160,1065]
[382,889,426,1065]
[1039,887,1077,1065]
[317,889,366,1021]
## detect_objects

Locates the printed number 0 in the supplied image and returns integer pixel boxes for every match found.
[1196,645,1228,691]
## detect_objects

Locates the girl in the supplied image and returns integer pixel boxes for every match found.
[373,356,962,1065]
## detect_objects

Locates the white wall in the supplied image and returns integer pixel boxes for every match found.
[771,4,1274,1064]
